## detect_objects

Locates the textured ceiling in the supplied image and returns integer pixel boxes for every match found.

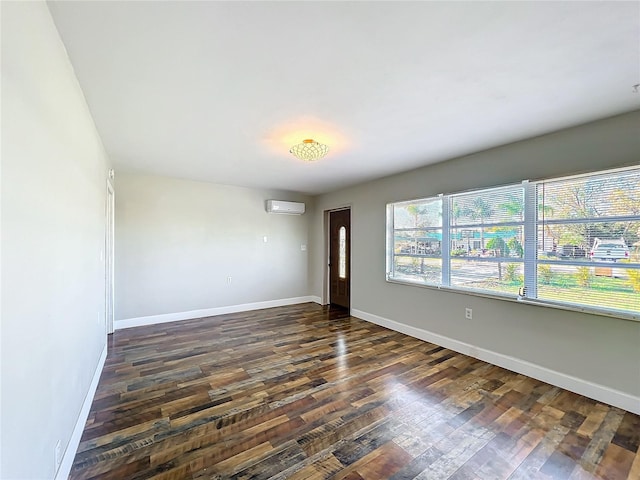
[48,1,640,194]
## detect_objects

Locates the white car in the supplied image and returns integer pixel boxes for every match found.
[589,238,630,262]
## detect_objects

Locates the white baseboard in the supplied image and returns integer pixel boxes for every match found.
[352,309,640,415]
[55,342,108,480]
[115,296,318,330]
[310,295,322,304]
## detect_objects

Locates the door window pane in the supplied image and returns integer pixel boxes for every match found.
[339,226,346,279]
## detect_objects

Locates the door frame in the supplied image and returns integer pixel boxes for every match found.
[105,177,115,334]
[323,206,352,310]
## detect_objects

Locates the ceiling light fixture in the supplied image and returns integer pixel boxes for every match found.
[289,139,329,161]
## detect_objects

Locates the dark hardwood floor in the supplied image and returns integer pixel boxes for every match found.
[70,303,639,479]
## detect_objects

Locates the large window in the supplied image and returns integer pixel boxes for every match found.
[386,166,640,319]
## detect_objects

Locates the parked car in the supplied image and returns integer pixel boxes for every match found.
[589,238,629,262]
[557,245,586,258]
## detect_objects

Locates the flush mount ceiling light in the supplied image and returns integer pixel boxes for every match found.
[289,139,329,161]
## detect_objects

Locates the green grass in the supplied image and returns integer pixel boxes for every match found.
[538,272,633,292]
[396,262,640,313]
[393,257,639,314]
[476,272,638,313]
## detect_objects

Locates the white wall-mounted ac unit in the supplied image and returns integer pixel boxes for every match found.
[266,200,305,215]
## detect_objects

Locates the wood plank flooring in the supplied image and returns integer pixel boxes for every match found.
[70,303,640,479]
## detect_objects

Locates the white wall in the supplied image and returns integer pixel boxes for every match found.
[115,173,312,322]
[310,111,640,409]
[1,2,111,479]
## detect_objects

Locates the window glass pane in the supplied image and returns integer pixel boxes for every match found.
[395,230,442,256]
[450,260,524,295]
[393,256,442,285]
[389,198,442,285]
[394,200,442,228]
[451,188,524,226]
[450,226,524,259]
[537,169,640,221]
[537,263,639,315]
[449,185,524,295]
[536,168,640,314]
[339,226,346,279]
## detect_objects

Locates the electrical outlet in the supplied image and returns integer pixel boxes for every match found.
[227,276,232,284]
[54,440,62,468]
[465,308,473,320]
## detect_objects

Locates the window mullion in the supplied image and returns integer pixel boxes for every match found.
[386,204,394,280]
[523,181,537,298]
[441,195,450,286]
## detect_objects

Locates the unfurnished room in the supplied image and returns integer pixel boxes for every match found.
[1,1,639,479]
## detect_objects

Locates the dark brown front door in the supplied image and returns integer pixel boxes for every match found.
[329,209,350,309]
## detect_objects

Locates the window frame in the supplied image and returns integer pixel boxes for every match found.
[387,196,444,286]
[448,183,526,296]
[385,166,640,322]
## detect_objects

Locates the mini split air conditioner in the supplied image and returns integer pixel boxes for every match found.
[266,200,305,215]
